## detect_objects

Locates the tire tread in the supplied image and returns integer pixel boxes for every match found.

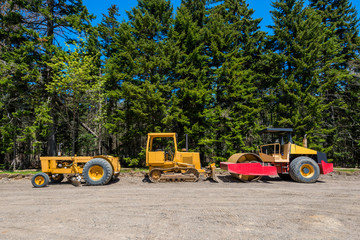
[289,156,320,183]
[31,172,50,188]
[83,158,113,186]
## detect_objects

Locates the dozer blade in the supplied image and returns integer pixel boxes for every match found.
[210,163,219,182]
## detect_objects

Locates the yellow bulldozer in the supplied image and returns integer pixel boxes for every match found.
[146,133,217,182]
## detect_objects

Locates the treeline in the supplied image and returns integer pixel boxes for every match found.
[0,0,359,169]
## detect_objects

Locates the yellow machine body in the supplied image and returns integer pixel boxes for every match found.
[222,128,332,183]
[146,133,202,171]
[258,143,318,163]
[39,155,121,176]
[146,133,216,182]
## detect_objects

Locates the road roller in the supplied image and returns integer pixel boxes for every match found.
[220,128,333,183]
[146,133,218,183]
[31,155,121,187]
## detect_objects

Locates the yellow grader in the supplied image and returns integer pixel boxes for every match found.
[220,128,333,183]
[146,133,217,182]
[31,155,120,188]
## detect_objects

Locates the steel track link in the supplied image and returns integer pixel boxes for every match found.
[149,167,200,183]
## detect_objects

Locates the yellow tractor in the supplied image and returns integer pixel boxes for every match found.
[31,155,121,187]
[220,128,333,183]
[146,133,217,182]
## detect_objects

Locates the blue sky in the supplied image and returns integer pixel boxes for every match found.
[83,0,360,33]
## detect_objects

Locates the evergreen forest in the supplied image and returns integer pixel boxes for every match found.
[1,0,359,169]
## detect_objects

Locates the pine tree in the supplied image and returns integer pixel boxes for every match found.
[201,0,266,162]
[0,1,43,168]
[346,59,360,166]
[310,0,360,66]
[29,0,94,156]
[105,0,175,165]
[169,0,211,158]
[310,0,360,166]
[98,5,121,59]
[97,5,122,154]
[46,45,103,155]
[0,0,94,168]
[268,0,344,154]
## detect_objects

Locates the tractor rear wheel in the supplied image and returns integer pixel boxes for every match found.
[31,173,50,188]
[50,174,64,183]
[289,156,320,183]
[83,158,113,186]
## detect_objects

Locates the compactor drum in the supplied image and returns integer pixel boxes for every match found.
[220,128,333,183]
[227,153,263,181]
[146,133,217,183]
[31,155,121,187]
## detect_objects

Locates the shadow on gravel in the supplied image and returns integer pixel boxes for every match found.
[217,175,242,183]
[217,175,303,184]
[48,176,122,187]
[142,176,151,183]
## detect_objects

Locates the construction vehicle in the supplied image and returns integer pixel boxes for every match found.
[146,133,217,182]
[220,128,333,183]
[31,155,121,188]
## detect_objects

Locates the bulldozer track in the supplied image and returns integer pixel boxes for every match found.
[149,167,200,183]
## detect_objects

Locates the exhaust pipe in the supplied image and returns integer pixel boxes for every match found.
[185,134,188,152]
[303,134,307,148]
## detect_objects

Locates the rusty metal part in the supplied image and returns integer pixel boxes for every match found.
[149,169,162,183]
[210,163,219,182]
[184,168,200,182]
[227,153,263,181]
[70,175,82,186]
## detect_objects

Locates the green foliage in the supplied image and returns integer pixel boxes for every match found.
[46,44,103,102]
[0,0,359,169]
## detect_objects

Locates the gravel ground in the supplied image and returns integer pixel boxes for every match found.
[0,172,359,240]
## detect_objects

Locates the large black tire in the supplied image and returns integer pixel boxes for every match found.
[50,174,64,183]
[289,156,320,183]
[83,158,113,186]
[278,173,293,181]
[31,173,50,188]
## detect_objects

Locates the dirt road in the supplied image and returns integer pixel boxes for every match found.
[0,173,359,240]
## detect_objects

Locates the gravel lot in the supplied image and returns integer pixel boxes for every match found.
[0,172,359,240]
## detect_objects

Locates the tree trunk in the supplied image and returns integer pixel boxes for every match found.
[47,117,57,156]
[45,0,56,156]
[72,107,79,155]
[12,134,16,171]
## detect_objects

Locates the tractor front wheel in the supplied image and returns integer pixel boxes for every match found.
[289,156,320,183]
[31,173,50,188]
[83,158,113,186]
